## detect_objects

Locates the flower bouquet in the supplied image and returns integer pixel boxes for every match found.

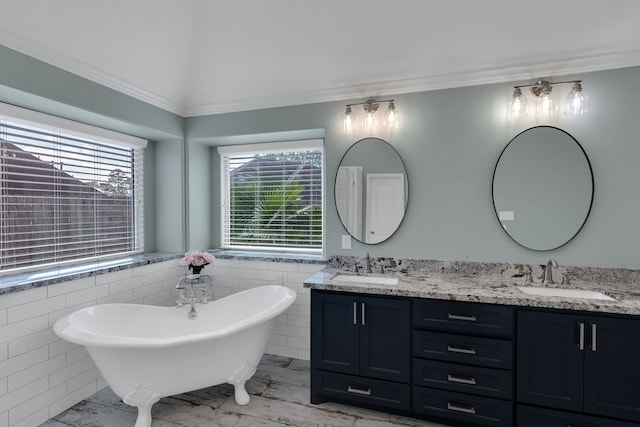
[179,250,215,275]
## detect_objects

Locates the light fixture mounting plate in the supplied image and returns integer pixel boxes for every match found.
[530,80,552,97]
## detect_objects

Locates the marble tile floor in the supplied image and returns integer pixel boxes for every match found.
[39,354,450,427]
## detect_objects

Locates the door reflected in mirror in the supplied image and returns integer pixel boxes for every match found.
[492,126,594,251]
[335,137,408,244]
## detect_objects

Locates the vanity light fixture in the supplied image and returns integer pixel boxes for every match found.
[508,79,589,119]
[343,98,398,133]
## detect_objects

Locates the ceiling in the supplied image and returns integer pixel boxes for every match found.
[1,0,640,118]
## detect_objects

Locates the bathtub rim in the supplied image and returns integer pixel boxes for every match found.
[53,285,296,349]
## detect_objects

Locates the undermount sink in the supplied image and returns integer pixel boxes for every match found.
[517,286,615,301]
[331,274,399,286]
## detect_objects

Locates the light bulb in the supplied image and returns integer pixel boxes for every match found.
[536,85,557,119]
[507,88,528,119]
[362,100,379,132]
[343,106,355,133]
[366,111,375,128]
[384,101,399,128]
[565,82,589,115]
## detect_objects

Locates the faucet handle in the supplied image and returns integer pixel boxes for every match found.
[542,259,558,285]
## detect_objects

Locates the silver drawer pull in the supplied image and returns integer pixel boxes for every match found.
[347,386,371,396]
[447,313,477,322]
[447,345,477,355]
[447,374,477,385]
[353,302,357,325]
[447,402,476,415]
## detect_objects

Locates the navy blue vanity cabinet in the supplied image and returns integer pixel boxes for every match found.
[517,405,640,427]
[310,290,411,410]
[517,310,640,424]
[412,299,515,427]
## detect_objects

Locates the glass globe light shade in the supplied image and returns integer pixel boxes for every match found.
[343,106,355,133]
[383,101,399,128]
[565,82,589,115]
[536,86,558,119]
[507,88,528,119]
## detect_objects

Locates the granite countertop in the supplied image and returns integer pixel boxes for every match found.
[304,266,640,316]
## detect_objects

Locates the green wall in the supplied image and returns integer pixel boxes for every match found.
[187,67,640,269]
[0,45,186,253]
[2,44,640,269]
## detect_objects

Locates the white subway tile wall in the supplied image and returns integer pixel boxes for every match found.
[0,258,320,427]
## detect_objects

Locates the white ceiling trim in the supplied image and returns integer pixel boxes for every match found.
[185,47,640,117]
[3,25,640,119]
[0,29,185,115]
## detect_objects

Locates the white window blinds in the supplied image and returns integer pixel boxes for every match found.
[219,140,323,253]
[0,103,147,273]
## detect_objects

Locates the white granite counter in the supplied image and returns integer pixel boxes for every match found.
[304,266,640,316]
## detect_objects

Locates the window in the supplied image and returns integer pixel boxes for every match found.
[0,103,147,273]
[219,139,323,254]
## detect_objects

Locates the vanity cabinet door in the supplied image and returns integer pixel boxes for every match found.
[311,291,410,381]
[516,311,584,412]
[583,316,640,422]
[360,296,411,382]
[518,310,640,423]
[311,291,360,375]
[311,290,411,409]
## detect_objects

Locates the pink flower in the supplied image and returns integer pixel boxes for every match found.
[179,250,215,267]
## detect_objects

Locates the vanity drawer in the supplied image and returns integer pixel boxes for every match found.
[413,358,513,399]
[414,299,514,338]
[311,370,410,411]
[414,330,513,369]
[413,386,513,427]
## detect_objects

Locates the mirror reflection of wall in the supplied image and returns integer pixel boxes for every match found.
[335,137,408,244]
[492,126,594,251]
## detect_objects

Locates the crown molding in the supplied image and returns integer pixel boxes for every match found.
[0,31,185,116]
[185,47,640,117]
[3,28,640,119]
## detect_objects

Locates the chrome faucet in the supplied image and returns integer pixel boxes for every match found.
[176,274,213,319]
[542,259,558,284]
[362,252,372,274]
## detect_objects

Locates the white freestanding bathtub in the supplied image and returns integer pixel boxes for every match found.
[53,285,296,427]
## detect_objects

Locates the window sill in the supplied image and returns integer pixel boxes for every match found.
[0,252,181,296]
[208,249,327,264]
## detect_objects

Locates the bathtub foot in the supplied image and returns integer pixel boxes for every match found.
[133,405,153,427]
[228,361,257,405]
[123,384,160,427]
[231,381,250,405]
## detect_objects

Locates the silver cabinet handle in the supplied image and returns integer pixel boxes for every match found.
[592,323,597,352]
[361,302,365,326]
[447,402,476,415]
[447,345,477,355]
[353,302,357,325]
[579,322,585,351]
[447,374,477,385]
[447,313,477,322]
[347,386,371,396]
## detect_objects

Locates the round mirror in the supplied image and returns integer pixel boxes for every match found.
[335,137,408,244]
[492,126,594,251]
